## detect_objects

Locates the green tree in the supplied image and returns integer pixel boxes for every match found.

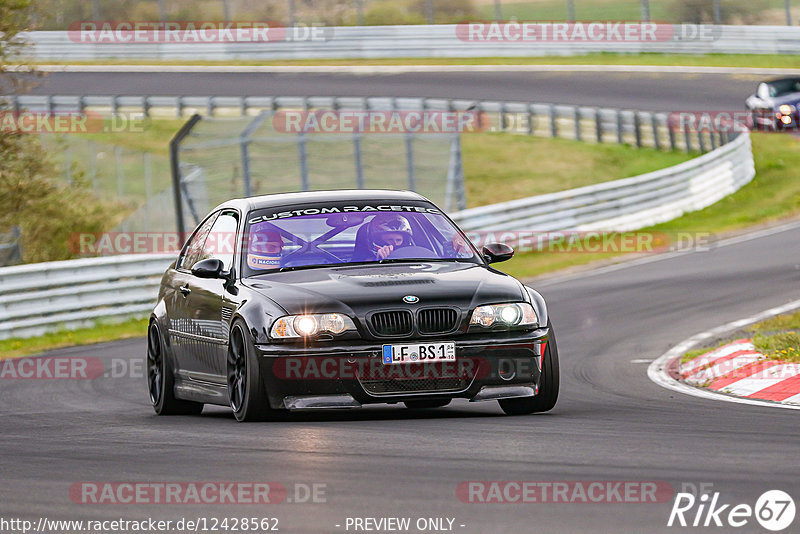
[1,0,123,263]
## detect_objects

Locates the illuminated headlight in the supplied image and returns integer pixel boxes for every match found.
[270,313,356,339]
[470,303,537,328]
[779,104,795,115]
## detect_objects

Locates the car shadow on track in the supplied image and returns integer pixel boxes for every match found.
[195,401,551,423]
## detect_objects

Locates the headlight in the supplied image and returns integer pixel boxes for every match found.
[779,104,795,115]
[469,303,537,328]
[270,313,356,339]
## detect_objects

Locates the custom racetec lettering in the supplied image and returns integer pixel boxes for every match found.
[248,205,441,224]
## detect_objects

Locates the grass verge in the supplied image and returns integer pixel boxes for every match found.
[751,310,800,363]
[681,309,800,365]
[500,132,800,279]
[0,317,149,360]
[461,133,692,205]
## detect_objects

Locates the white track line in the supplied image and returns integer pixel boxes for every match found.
[19,64,800,75]
[648,299,800,410]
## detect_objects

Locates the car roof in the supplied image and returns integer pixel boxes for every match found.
[211,189,430,214]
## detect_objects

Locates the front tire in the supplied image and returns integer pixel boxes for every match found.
[499,322,560,415]
[147,321,204,416]
[227,320,277,422]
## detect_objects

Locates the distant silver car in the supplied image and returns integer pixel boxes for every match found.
[745,77,800,131]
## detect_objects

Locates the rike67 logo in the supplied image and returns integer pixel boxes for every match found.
[668,489,795,531]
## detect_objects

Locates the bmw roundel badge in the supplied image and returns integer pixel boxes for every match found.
[403,295,420,304]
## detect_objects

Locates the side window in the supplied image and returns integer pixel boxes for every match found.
[177,213,218,271]
[204,211,238,271]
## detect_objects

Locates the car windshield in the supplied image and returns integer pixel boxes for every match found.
[768,78,800,98]
[242,200,482,275]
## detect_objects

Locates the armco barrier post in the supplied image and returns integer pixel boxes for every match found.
[683,126,692,153]
[527,104,535,135]
[651,115,661,150]
[595,108,603,143]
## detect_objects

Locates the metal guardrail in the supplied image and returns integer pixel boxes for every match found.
[451,132,755,233]
[2,94,727,153]
[0,132,755,340]
[0,254,173,340]
[17,25,800,59]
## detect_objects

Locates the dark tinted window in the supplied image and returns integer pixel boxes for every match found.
[205,211,239,271]
[768,78,800,98]
[178,213,217,270]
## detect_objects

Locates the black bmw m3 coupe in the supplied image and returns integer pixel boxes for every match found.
[148,190,559,421]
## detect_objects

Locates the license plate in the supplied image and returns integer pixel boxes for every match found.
[382,342,456,364]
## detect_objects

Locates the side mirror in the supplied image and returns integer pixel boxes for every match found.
[482,243,514,264]
[191,258,226,279]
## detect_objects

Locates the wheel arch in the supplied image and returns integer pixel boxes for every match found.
[230,295,285,345]
[524,285,549,329]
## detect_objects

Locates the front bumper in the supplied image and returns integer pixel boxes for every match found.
[255,328,549,410]
[283,384,537,410]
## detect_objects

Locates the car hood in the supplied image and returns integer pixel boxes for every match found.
[242,262,526,316]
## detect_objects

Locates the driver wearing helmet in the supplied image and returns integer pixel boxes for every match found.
[368,213,413,260]
[247,226,284,270]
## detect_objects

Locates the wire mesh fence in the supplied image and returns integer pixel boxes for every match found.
[37,135,175,234]
[38,135,170,205]
[171,112,465,234]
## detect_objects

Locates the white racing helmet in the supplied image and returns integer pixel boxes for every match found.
[368,214,413,247]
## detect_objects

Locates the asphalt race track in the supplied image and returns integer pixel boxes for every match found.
[3,66,799,533]
[2,221,800,533]
[25,70,761,111]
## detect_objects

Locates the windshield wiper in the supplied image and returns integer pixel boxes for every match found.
[276,262,352,273]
